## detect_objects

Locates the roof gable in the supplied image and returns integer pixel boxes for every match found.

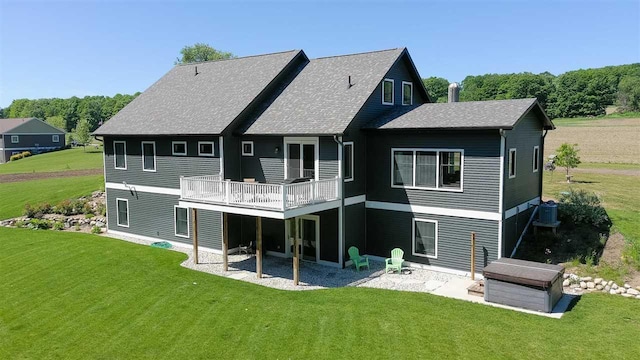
[0,118,65,134]
[94,50,303,136]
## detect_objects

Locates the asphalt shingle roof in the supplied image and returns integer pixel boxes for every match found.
[243,48,406,135]
[365,98,554,130]
[0,118,65,134]
[94,50,302,136]
[0,118,34,133]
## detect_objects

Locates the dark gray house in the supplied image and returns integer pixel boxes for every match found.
[94,48,554,278]
[0,117,66,163]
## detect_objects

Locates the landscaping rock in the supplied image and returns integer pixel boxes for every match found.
[96,221,105,227]
[615,289,623,294]
[580,281,587,289]
[627,288,640,296]
[610,289,618,295]
[596,284,603,290]
[612,283,619,290]
[605,285,611,291]
[622,294,633,298]
[580,276,592,282]
[563,273,570,279]
[608,280,614,286]
[624,283,631,289]
[594,278,603,285]
[586,282,595,289]
[563,279,570,287]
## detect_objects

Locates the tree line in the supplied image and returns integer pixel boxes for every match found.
[424,63,640,118]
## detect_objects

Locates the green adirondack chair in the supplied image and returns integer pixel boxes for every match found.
[348,246,370,271]
[385,248,404,274]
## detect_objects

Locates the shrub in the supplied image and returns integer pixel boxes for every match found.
[21,151,32,158]
[14,220,25,228]
[91,225,102,234]
[9,153,23,161]
[53,198,91,216]
[29,219,51,230]
[558,189,611,229]
[96,203,106,217]
[23,203,52,218]
[52,221,65,231]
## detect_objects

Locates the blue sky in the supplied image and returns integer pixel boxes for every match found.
[1,0,638,108]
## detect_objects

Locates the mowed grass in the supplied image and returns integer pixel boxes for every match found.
[0,147,103,174]
[0,175,104,219]
[545,117,640,164]
[1,228,639,359]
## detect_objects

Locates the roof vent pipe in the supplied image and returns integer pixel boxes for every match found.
[448,82,460,103]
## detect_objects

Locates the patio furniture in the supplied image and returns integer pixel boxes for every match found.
[239,241,254,255]
[348,246,369,271]
[385,248,404,274]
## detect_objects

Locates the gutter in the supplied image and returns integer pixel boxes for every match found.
[333,134,346,268]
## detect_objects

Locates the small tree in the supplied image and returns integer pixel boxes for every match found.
[175,43,235,65]
[555,143,581,182]
[74,118,92,152]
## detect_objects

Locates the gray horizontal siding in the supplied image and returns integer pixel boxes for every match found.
[106,188,222,249]
[504,112,544,210]
[2,133,65,150]
[345,203,366,263]
[104,136,220,189]
[240,136,284,183]
[366,208,499,272]
[319,136,338,180]
[366,130,501,213]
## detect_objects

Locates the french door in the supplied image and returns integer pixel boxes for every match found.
[284,138,318,180]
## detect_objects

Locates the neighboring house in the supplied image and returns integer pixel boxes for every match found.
[0,118,66,163]
[94,48,554,277]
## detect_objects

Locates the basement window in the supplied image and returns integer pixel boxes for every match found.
[116,198,129,227]
[382,79,394,105]
[174,206,189,238]
[413,219,437,259]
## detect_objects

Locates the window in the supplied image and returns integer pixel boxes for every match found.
[344,142,354,181]
[402,81,413,105]
[533,146,540,172]
[242,141,254,156]
[174,206,189,238]
[172,141,187,156]
[198,141,214,157]
[52,135,60,143]
[116,198,129,227]
[141,141,156,172]
[413,219,437,258]
[509,148,517,179]
[392,148,463,191]
[382,79,394,105]
[113,141,127,170]
[11,135,19,143]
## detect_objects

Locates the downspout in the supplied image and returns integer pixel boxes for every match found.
[540,129,549,199]
[333,134,345,268]
[498,129,507,258]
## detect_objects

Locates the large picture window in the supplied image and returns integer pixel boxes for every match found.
[114,141,127,170]
[392,148,463,191]
[174,206,189,238]
[116,198,129,227]
[344,142,354,181]
[142,141,156,172]
[413,219,437,258]
[382,79,394,105]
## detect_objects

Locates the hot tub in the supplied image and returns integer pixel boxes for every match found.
[483,258,564,313]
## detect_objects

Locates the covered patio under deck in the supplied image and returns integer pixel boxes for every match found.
[179,175,343,286]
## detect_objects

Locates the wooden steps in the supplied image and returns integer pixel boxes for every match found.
[467,280,484,297]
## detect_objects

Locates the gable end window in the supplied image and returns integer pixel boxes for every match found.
[392,148,463,191]
[344,142,354,182]
[413,219,437,259]
[11,135,19,143]
[198,141,215,157]
[52,135,60,143]
[509,148,517,179]
[172,141,187,156]
[533,146,540,173]
[174,206,190,238]
[242,141,254,156]
[382,79,394,105]
[116,198,129,227]
[402,81,413,105]
[141,141,156,172]
[113,141,127,170]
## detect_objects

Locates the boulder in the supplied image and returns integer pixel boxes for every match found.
[610,289,618,295]
[594,278,603,285]
[563,273,570,279]
[581,276,593,282]
[605,285,611,291]
[96,221,105,227]
[596,284,604,290]
[608,280,614,286]
[624,283,631,289]
[580,281,587,289]
[612,283,619,290]
[587,282,595,289]
[563,279,570,287]
[627,288,640,296]
[622,294,633,298]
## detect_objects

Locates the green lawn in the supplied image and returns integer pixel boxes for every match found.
[0,175,104,219]
[0,147,103,174]
[0,228,638,359]
[552,111,640,126]
[578,162,640,170]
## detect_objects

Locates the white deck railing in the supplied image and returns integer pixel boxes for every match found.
[180,175,341,211]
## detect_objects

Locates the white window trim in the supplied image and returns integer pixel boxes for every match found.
[52,135,60,143]
[412,218,438,259]
[382,78,394,105]
[402,81,413,106]
[172,141,187,156]
[11,135,19,143]
[198,141,215,157]
[113,141,127,170]
[141,141,157,172]
[174,205,190,238]
[344,141,354,182]
[532,145,540,173]
[390,148,464,192]
[283,137,319,181]
[116,198,129,228]
[509,148,517,179]
[241,141,254,156]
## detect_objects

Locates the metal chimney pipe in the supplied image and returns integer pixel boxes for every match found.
[448,82,460,103]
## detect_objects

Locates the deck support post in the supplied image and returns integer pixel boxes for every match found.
[471,232,476,280]
[256,216,263,278]
[223,212,229,271]
[192,208,199,265]
[293,218,300,285]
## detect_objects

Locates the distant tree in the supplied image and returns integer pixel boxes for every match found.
[45,115,66,131]
[422,77,450,103]
[0,107,4,118]
[74,118,92,151]
[617,75,640,112]
[555,143,581,182]
[175,43,235,65]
